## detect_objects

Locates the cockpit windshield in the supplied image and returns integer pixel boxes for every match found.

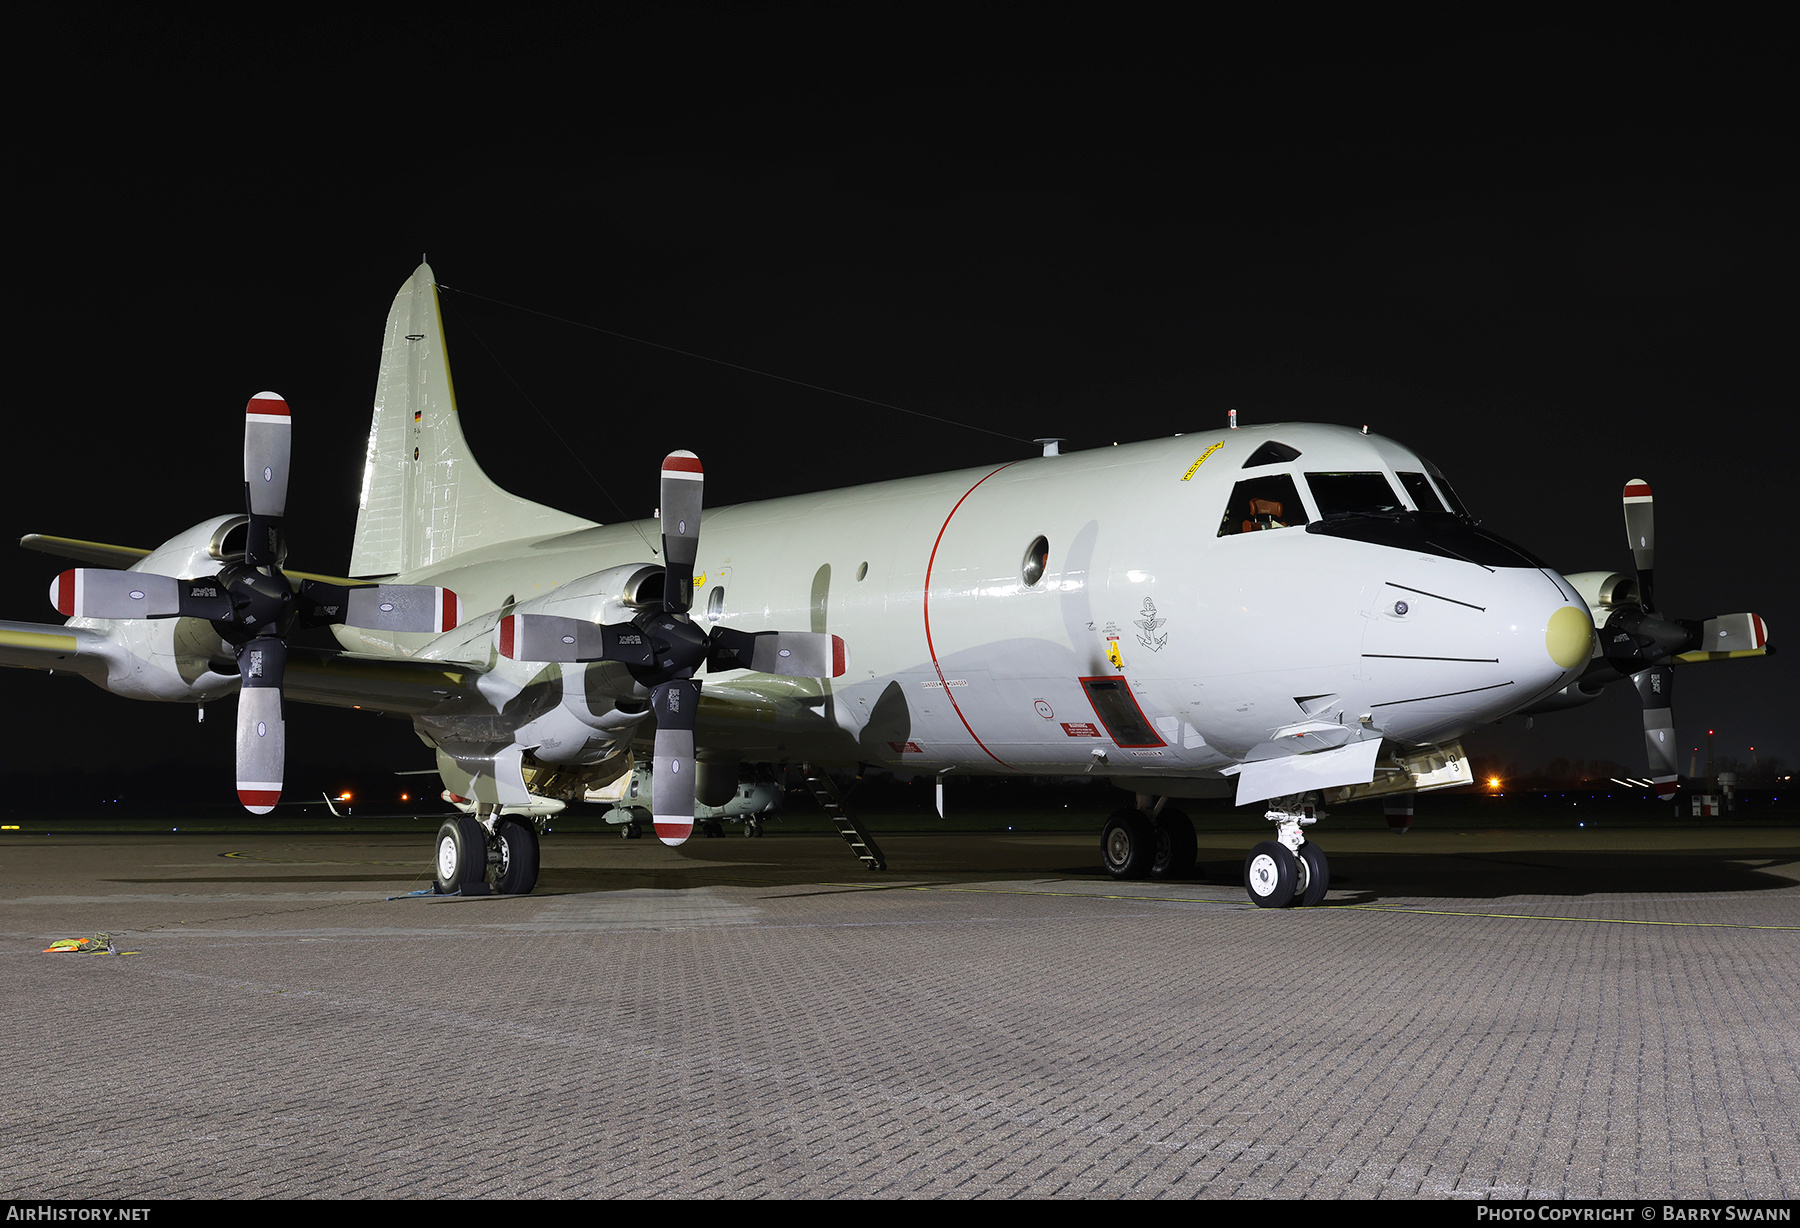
[1304,472,1405,518]
[1420,458,1472,518]
[1217,474,1309,537]
[1396,471,1446,512]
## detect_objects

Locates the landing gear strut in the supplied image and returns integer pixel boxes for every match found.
[1243,795,1330,908]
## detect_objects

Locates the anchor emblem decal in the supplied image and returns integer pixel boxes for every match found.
[1134,597,1167,652]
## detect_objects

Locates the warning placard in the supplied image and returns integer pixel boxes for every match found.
[1060,722,1103,738]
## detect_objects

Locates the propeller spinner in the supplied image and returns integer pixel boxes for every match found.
[49,394,462,813]
[499,450,846,846]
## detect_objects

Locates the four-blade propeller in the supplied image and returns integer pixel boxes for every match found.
[49,394,461,812]
[499,451,845,846]
[1599,479,1770,800]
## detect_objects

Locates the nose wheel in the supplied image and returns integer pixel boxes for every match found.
[1244,796,1331,908]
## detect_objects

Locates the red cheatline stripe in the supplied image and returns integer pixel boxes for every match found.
[924,465,1017,768]
[662,454,704,473]
[1623,481,1652,498]
[499,615,516,658]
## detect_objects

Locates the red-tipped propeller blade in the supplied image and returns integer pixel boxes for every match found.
[659,451,703,614]
[244,392,291,567]
[650,678,700,845]
[235,636,287,813]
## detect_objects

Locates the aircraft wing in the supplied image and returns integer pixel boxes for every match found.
[19,534,152,569]
[0,619,118,685]
[2,619,486,717]
[281,647,487,715]
[20,533,371,587]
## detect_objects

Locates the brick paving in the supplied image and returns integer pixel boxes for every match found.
[1,827,1796,1198]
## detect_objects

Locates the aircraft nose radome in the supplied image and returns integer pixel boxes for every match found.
[1546,604,1594,671]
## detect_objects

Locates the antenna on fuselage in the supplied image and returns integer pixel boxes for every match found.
[1228,409,1239,429]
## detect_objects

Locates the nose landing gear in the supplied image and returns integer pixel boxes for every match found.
[1243,795,1331,908]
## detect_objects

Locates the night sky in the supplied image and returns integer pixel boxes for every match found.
[6,13,1790,798]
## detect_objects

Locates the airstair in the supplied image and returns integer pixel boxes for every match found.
[802,766,887,870]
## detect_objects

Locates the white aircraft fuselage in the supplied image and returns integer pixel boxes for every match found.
[339,422,1591,803]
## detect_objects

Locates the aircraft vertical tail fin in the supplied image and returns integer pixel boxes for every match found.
[350,262,596,578]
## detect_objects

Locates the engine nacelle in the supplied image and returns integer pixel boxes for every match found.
[414,562,664,769]
[60,515,247,703]
[1563,570,1639,625]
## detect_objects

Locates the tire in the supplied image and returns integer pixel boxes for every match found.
[494,818,541,895]
[434,816,489,895]
[1101,808,1155,880]
[1244,840,1298,908]
[1150,808,1198,880]
[1297,841,1330,907]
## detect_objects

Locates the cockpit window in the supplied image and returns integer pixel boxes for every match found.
[1242,440,1301,468]
[1218,474,1309,536]
[1421,457,1472,518]
[1304,472,1405,518]
[1396,471,1446,512]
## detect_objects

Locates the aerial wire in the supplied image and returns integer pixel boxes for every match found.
[437,293,659,555]
[436,283,1034,446]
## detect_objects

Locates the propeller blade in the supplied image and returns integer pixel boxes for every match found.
[708,628,846,677]
[244,392,291,567]
[49,570,232,621]
[659,451,704,614]
[235,635,287,813]
[299,581,461,633]
[1623,479,1655,610]
[650,678,700,845]
[1694,613,1770,654]
[50,570,181,618]
[1631,664,1679,801]
[496,614,656,666]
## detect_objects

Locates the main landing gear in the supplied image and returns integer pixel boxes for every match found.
[433,809,543,896]
[1098,794,1333,908]
[1101,802,1197,881]
[1243,795,1329,909]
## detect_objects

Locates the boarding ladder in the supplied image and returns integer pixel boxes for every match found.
[802,765,887,870]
